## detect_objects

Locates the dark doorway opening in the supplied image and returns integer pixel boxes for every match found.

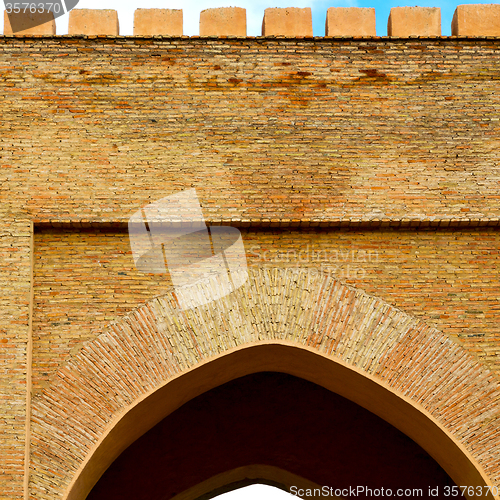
[87,372,457,500]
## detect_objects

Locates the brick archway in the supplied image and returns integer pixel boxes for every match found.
[29,268,500,500]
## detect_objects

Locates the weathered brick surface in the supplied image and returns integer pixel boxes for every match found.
[29,268,500,499]
[0,37,499,225]
[0,211,32,500]
[32,230,170,393]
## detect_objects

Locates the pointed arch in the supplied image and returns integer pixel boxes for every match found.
[28,268,500,500]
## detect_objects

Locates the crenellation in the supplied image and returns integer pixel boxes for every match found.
[452,4,500,36]
[200,7,247,36]
[3,10,55,35]
[2,4,500,37]
[262,7,313,37]
[68,9,119,36]
[387,7,442,37]
[325,7,376,37]
[133,9,183,36]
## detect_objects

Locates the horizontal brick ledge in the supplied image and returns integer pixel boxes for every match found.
[1,34,500,40]
[33,218,500,232]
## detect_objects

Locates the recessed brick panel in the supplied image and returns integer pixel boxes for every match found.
[133,9,183,36]
[452,4,500,36]
[199,7,246,36]
[388,7,441,36]
[68,9,119,36]
[31,229,500,396]
[325,7,376,36]
[262,7,313,36]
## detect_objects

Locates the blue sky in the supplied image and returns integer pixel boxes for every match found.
[2,0,499,36]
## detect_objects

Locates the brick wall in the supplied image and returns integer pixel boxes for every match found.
[0,37,499,226]
[1,34,500,497]
[0,211,32,500]
[29,267,500,499]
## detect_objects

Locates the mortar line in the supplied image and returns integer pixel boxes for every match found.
[24,221,34,500]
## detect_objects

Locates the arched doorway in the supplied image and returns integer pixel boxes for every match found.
[86,372,458,500]
[59,343,496,500]
[28,269,500,500]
